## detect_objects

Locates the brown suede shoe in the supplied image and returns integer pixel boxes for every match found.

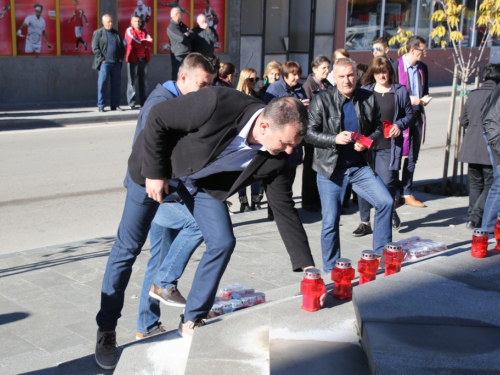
[404,195,425,207]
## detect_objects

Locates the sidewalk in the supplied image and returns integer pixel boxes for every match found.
[0,84,457,130]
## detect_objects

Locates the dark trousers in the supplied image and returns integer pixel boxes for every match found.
[177,185,236,322]
[302,144,320,206]
[468,163,494,225]
[127,59,148,107]
[401,115,423,196]
[171,54,185,81]
[96,179,159,330]
[359,149,398,222]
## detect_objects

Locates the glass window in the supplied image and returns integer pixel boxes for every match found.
[346,0,383,50]
[241,0,264,35]
[265,0,289,53]
[316,0,336,34]
[289,0,311,52]
[241,36,263,76]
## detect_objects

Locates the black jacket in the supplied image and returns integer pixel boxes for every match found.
[192,25,218,55]
[128,87,315,271]
[167,20,195,56]
[302,74,333,100]
[459,80,497,165]
[482,81,500,165]
[91,27,125,70]
[305,86,383,179]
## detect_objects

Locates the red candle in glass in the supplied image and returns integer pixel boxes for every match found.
[331,258,355,300]
[471,229,489,258]
[358,250,379,285]
[494,213,500,251]
[383,120,392,138]
[300,268,325,312]
[383,242,404,276]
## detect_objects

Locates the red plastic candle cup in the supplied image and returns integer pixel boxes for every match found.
[331,258,355,300]
[383,242,404,276]
[494,213,500,251]
[471,229,489,258]
[300,268,325,312]
[383,120,392,138]
[358,250,379,285]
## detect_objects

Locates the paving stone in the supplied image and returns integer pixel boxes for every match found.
[17,268,75,289]
[362,321,500,374]
[0,332,38,360]
[186,358,268,375]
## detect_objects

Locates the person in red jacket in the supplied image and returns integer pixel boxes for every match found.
[125,15,153,109]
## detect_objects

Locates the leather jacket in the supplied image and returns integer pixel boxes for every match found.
[305,86,383,179]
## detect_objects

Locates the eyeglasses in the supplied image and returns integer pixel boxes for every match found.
[414,47,426,52]
[372,47,382,52]
[247,77,260,83]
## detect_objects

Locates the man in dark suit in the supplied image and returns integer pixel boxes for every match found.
[92,14,125,112]
[392,36,431,207]
[95,86,320,368]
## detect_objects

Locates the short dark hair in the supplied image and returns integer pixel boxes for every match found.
[483,63,500,83]
[281,61,302,78]
[219,62,235,78]
[178,53,216,75]
[372,37,389,48]
[361,56,396,85]
[34,3,43,10]
[311,55,331,69]
[406,36,426,51]
[205,54,221,73]
[263,96,308,136]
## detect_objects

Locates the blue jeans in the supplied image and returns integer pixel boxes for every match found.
[177,185,236,322]
[171,54,185,81]
[96,179,159,331]
[401,118,423,196]
[238,182,261,197]
[317,165,393,272]
[137,201,203,335]
[97,61,122,108]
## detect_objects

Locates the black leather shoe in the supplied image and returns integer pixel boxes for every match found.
[98,107,104,112]
[302,204,319,212]
[352,223,373,237]
[392,211,402,230]
[110,106,125,111]
[465,221,477,230]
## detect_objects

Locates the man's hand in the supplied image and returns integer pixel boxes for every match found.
[146,178,169,203]
[354,142,366,152]
[335,131,352,145]
[388,124,401,138]
[410,95,420,106]
[198,19,208,29]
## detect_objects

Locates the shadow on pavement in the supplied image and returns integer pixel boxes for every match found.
[0,312,30,326]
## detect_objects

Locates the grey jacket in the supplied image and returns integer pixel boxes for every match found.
[167,20,195,56]
[91,27,124,71]
[305,86,383,179]
[482,81,500,165]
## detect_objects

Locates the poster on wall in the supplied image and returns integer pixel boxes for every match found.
[193,0,224,53]
[60,0,97,55]
[0,0,13,56]
[156,0,191,55]
[15,0,57,56]
[117,0,154,38]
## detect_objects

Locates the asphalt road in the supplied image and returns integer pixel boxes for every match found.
[0,96,462,255]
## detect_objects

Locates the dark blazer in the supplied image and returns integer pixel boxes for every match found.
[167,20,195,56]
[128,87,315,271]
[192,25,218,55]
[392,57,429,112]
[91,27,125,71]
[459,80,497,165]
[302,73,333,100]
[482,81,500,165]
[305,86,383,179]
[263,78,307,104]
[361,82,415,170]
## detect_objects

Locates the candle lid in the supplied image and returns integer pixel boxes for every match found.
[304,268,322,280]
[473,229,489,236]
[384,242,403,252]
[335,258,352,269]
[361,250,378,260]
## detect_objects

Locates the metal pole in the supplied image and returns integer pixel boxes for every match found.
[442,64,459,194]
[452,79,466,192]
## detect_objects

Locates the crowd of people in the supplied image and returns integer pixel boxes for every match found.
[91,7,500,371]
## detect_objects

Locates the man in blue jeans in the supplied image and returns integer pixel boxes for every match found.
[94,53,216,370]
[91,14,125,112]
[136,196,203,339]
[305,58,393,272]
[481,80,500,233]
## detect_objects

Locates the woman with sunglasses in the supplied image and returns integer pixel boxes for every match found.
[235,68,264,212]
[351,56,414,237]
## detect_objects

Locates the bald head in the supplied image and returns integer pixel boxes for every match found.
[102,14,113,30]
[197,14,207,28]
[170,7,182,22]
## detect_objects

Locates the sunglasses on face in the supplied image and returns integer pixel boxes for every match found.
[372,47,382,52]
[247,77,260,83]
